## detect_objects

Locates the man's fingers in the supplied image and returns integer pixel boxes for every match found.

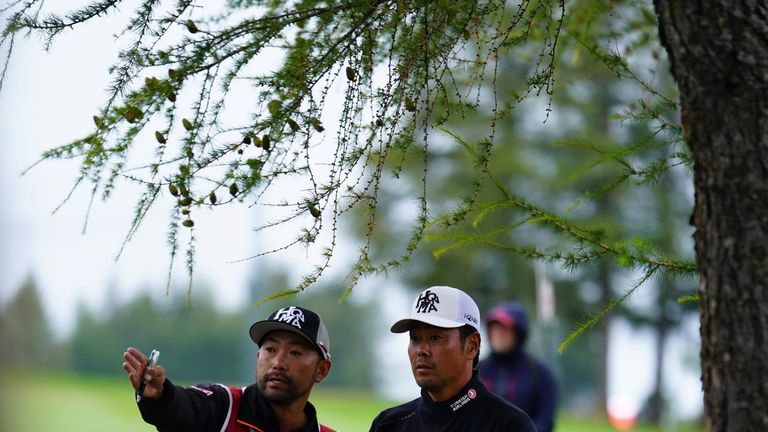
[122,361,135,377]
[122,359,141,389]
[124,348,148,370]
[123,347,166,399]
[126,347,148,364]
[138,365,166,399]
[123,347,150,390]
[145,365,164,382]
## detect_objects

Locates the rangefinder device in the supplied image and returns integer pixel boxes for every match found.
[147,349,160,370]
[136,349,160,402]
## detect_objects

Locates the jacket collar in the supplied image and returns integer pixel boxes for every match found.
[238,384,321,432]
[418,372,487,419]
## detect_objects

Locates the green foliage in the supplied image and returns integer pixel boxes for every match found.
[426,183,695,352]
[1,0,571,297]
[431,190,694,275]
[677,293,699,304]
[1,0,694,350]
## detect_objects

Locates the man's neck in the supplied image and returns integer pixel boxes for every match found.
[270,399,309,432]
[427,368,473,402]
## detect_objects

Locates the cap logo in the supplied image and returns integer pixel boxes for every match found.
[273,306,305,328]
[415,289,440,313]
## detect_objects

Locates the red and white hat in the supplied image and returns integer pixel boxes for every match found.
[391,286,481,333]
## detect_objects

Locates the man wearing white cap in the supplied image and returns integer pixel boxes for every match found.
[123,305,336,432]
[369,286,535,431]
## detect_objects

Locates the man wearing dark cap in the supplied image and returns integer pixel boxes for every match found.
[122,305,336,432]
[479,301,559,432]
[369,286,535,432]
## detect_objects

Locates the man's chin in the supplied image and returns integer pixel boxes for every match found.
[413,376,436,391]
[258,381,294,402]
[262,389,296,404]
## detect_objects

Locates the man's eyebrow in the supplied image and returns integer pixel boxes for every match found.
[262,334,313,347]
[410,323,447,331]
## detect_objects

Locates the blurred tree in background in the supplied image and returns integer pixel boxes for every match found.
[14,268,377,388]
[0,276,63,368]
[68,288,251,382]
[71,292,235,381]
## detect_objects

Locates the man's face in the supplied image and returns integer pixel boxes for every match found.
[407,323,477,401]
[256,330,330,405]
[488,321,517,353]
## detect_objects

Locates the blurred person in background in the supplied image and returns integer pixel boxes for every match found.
[369,286,535,432]
[479,302,558,432]
[122,305,335,432]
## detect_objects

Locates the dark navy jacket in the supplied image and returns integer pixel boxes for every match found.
[479,350,557,432]
[369,373,535,432]
[479,302,558,432]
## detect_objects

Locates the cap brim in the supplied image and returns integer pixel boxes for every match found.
[390,316,466,333]
[249,321,315,347]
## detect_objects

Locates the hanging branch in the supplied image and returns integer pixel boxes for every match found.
[1,0,686,308]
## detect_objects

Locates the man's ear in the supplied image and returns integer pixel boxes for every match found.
[314,359,332,383]
[466,332,481,359]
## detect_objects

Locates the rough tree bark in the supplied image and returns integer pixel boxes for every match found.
[654,1,768,430]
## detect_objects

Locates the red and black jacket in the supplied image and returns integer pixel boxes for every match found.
[137,379,335,432]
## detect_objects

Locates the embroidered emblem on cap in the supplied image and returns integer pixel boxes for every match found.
[273,306,305,328]
[415,289,440,313]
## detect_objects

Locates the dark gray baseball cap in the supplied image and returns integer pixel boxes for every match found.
[249,306,331,360]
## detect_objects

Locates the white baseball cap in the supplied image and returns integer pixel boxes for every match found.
[391,286,481,333]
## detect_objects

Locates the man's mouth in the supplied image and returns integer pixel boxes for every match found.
[415,362,433,371]
[265,373,290,385]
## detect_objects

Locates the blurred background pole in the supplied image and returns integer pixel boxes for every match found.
[534,262,558,370]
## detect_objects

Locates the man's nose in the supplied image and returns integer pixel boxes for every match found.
[270,350,289,369]
[413,340,430,357]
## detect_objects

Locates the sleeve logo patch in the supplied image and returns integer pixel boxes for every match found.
[191,386,214,396]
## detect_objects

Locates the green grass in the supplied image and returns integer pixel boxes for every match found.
[311,388,397,430]
[0,369,393,432]
[1,369,154,432]
[1,369,702,432]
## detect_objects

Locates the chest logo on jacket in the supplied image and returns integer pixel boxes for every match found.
[415,290,440,313]
[450,388,477,412]
[273,306,305,328]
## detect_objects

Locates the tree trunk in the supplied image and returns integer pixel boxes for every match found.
[654,2,768,430]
